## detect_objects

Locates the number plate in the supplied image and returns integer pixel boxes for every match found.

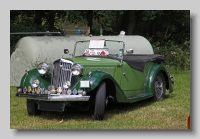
[80,81,90,88]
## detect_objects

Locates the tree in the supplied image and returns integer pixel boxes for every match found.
[120,10,136,35]
[34,10,44,26]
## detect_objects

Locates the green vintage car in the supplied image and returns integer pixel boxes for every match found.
[16,39,173,120]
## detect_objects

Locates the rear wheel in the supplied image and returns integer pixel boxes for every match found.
[153,72,166,101]
[27,99,41,116]
[93,82,106,120]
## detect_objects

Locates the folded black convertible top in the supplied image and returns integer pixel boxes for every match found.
[123,54,165,72]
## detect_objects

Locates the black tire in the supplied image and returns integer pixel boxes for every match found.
[153,72,166,101]
[93,82,106,120]
[27,99,41,116]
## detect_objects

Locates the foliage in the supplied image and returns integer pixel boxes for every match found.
[10,10,190,70]
[31,55,48,69]
[92,10,125,35]
[10,10,67,56]
[153,40,190,70]
[137,10,190,44]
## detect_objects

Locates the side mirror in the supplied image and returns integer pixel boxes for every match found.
[126,49,134,54]
[64,49,69,54]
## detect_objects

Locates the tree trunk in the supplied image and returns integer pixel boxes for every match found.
[87,10,93,34]
[34,10,44,26]
[120,10,136,35]
[126,10,136,35]
[120,11,129,33]
[47,10,55,31]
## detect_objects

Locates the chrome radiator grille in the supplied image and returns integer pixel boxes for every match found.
[51,61,72,89]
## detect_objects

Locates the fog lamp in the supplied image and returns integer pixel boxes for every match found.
[32,79,39,88]
[63,81,71,89]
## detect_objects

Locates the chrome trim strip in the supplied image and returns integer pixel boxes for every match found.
[60,58,74,64]
[16,93,90,101]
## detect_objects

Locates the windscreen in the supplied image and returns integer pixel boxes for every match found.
[73,40,124,57]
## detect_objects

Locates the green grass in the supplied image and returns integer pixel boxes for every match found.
[10,68,190,129]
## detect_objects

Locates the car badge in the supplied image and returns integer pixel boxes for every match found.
[23,87,27,93]
[62,89,66,94]
[67,89,72,95]
[27,86,31,93]
[40,88,44,94]
[44,89,49,94]
[50,86,56,94]
[31,88,36,94]
[73,88,78,95]
[48,85,52,91]
[57,87,62,94]
[36,87,41,94]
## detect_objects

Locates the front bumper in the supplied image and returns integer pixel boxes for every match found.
[16,93,90,101]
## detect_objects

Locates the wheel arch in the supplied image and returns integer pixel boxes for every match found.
[102,78,116,99]
[20,69,51,89]
[159,70,169,90]
[72,70,127,102]
[145,64,173,96]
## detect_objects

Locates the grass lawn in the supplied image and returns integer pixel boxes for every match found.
[10,68,190,129]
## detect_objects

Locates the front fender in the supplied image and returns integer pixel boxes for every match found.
[70,71,128,102]
[71,71,117,91]
[20,69,51,89]
[145,63,173,96]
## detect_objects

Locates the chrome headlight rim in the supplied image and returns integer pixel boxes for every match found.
[32,79,40,88]
[71,63,84,76]
[37,62,50,75]
[63,81,71,89]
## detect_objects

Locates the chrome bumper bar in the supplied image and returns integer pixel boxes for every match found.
[16,93,90,101]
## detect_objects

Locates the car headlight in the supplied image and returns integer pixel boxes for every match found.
[71,64,83,76]
[32,79,40,88]
[37,62,50,75]
[63,81,71,89]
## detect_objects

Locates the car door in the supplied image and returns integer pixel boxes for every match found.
[120,62,145,98]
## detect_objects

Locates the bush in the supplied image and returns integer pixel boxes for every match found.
[153,40,190,70]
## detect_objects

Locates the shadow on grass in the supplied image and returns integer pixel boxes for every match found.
[37,93,173,121]
[104,93,173,119]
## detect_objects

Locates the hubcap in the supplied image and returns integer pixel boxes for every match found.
[155,76,163,98]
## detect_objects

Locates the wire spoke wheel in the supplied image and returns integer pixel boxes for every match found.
[153,72,166,101]
[155,76,164,98]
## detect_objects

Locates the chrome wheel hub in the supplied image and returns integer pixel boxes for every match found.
[155,76,164,98]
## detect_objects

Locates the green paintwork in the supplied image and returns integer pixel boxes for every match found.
[120,62,144,97]
[144,62,173,95]
[69,70,128,102]
[67,57,173,103]
[69,57,123,85]
[69,57,120,68]
[19,56,173,104]
[20,69,51,90]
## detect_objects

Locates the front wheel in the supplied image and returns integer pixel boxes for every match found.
[153,72,166,101]
[93,82,106,120]
[27,99,41,116]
